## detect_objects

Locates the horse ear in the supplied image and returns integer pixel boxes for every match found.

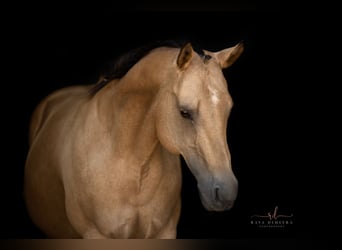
[214,42,244,69]
[177,43,194,70]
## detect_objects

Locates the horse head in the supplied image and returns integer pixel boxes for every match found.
[156,42,243,211]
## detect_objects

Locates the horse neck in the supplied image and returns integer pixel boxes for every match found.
[93,49,177,167]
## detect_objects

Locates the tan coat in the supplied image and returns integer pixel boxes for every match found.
[24,42,243,238]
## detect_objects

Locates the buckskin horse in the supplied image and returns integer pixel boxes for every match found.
[24,40,243,238]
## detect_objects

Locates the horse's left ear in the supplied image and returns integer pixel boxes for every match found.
[177,43,194,70]
[214,42,244,69]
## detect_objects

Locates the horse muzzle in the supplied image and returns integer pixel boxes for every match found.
[198,175,238,212]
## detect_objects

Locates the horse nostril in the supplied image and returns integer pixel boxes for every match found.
[214,187,220,203]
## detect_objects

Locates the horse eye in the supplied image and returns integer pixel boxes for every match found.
[180,108,192,120]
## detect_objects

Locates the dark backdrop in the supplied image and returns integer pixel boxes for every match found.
[2,2,311,245]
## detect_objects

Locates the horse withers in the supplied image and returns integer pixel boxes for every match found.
[24,41,244,238]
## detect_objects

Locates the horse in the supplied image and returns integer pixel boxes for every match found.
[24,40,243,238]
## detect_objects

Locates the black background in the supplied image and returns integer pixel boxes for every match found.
[2,0,313,246]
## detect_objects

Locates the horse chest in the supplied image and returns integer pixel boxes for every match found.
[96,199,176,238]
[74,148,182,238]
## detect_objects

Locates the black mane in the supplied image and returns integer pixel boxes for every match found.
[89,40,206,95]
